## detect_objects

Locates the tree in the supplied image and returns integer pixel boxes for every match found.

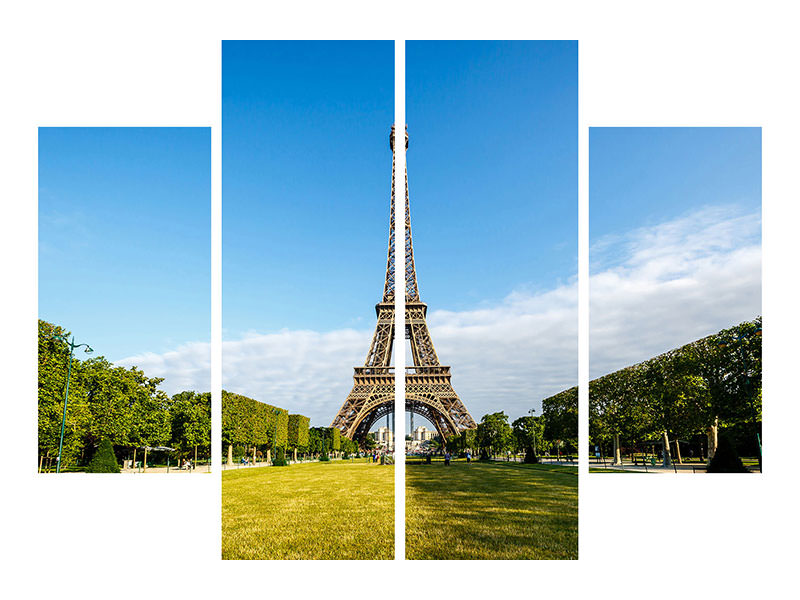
[462,428,477,455]
[308,427,324,455]
[585,317,762,467]
[221,390,288,463]
[692,317,762,462]
[38,321,91,470]
[445,433,464,454]
[590,367,648,464]
[542,387,578,454]
[288,414,310,450]
[512,415,542,463]
[81,359,138,451]
[340,436,358,458]
[39,320,196,471]
[707,434,750,473]
[288,414,310,461]
[130,390,171,470]
[324,427,341,453]
[169,391,211,464]
[641,348,709,467]
[477,412,513,458]
[86,439,120,473]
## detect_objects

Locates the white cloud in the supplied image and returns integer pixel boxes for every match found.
[217,300,579,426]
[117,290,578,426]
[117,204,758,428]
[425,285,577,421]
[590,205,761,378]
[116,341,211,395]
[221,329,372,427]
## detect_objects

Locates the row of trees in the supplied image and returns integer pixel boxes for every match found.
[589,318,762,467]
[38,320,210,471]
[221,390,289,463]
[444,386,578,461]
[222,390,359,464]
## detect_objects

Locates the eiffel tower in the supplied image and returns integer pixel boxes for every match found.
[331,126,476,443]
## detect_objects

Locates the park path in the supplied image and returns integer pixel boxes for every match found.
[591,460,761,473]
[121,466,211,474]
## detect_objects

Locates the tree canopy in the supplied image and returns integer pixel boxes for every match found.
[38,320,211,470]
[588,317,762,461]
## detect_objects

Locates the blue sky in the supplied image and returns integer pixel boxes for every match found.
[406,41,578,310]
[589,127,762,378]
[211,41,578,429]
[222,41,394,336]
[590,127,761,241]
[39,127,210,388]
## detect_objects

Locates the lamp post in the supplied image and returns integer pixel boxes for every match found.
[528,408,537,459]
[272,407,281,464]
[717,325,762,472]
[50,333,93,473]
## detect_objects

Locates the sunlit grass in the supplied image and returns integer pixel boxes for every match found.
[222,459,394,560]
[406,461,577,560]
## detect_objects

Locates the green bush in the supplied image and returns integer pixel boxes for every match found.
[86,439,120,473]
[272,447,289,467]
[319,453,330,462]
[524,447,539,464]
[707,435,750,473]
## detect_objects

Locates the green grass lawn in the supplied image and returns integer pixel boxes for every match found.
[222,459,394,560]
[406,461,577,560]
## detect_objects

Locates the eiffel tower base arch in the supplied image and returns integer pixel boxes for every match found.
[348,394,461,444]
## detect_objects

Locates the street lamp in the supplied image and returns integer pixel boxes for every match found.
[528,408,537,459]
[717,325,762,472]
[50,332,93,473]
[272,407,281,464]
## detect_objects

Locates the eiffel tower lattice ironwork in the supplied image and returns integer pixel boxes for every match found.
[331,126,476,442]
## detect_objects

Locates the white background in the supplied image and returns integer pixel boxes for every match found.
[1,1,798,598]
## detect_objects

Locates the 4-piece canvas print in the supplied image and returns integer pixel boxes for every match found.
[36,41,762,562]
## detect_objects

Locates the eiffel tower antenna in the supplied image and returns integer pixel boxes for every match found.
[331,126,476,442]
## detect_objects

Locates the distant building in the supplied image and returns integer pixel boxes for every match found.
[406,426,438,452]
[374,426,394,449]
[413,426,436,441]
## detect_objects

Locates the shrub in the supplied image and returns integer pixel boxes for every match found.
[707,434,750,473]
[524,447,539,464]
[479,449,490,461]
[319,453,330,462]
[272,446,289,467]
[86,439,120,473]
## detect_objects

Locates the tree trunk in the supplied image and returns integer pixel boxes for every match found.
[293,448,297,462]
[194,445,198,469]
[613,433,622,465]
[143,447,148,472]
[227,443,233,466]
[673,439,683,464]
[661,431,672,467]
[252,446,257,464]
[266,449,271,465]
[706,419,718,462]
[132,447,137,471]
